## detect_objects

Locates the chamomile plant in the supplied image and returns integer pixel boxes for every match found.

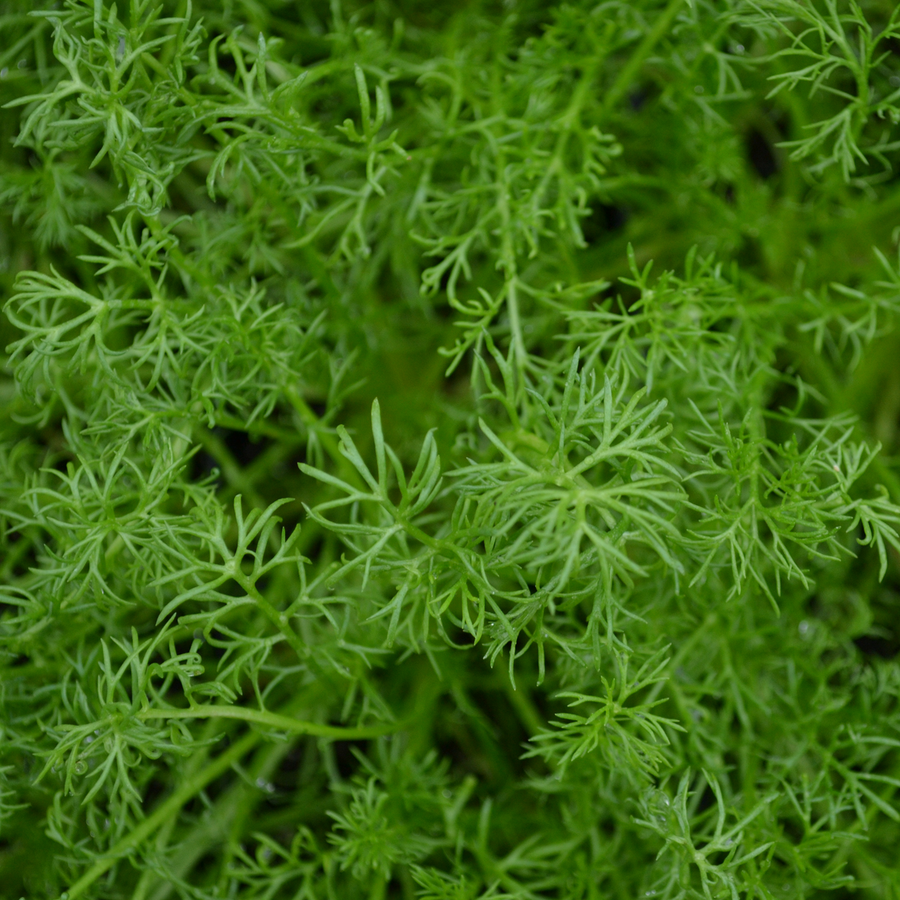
[2,0,900,898]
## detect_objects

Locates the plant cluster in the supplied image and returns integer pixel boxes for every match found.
[2,0,900,898]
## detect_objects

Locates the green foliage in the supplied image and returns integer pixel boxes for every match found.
[2,0,900,898]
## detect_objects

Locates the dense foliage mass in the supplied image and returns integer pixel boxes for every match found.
[3,0,900,897]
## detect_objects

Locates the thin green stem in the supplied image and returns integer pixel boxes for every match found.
[495,663,545,738]
[602,0,685,115]
[284,385,365,490]
[213,411,298,442]
[138,703,401,739]
[64,702,399,899]
[193,424,266,508]
[62,729,260,900]
[235,570,314,664]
